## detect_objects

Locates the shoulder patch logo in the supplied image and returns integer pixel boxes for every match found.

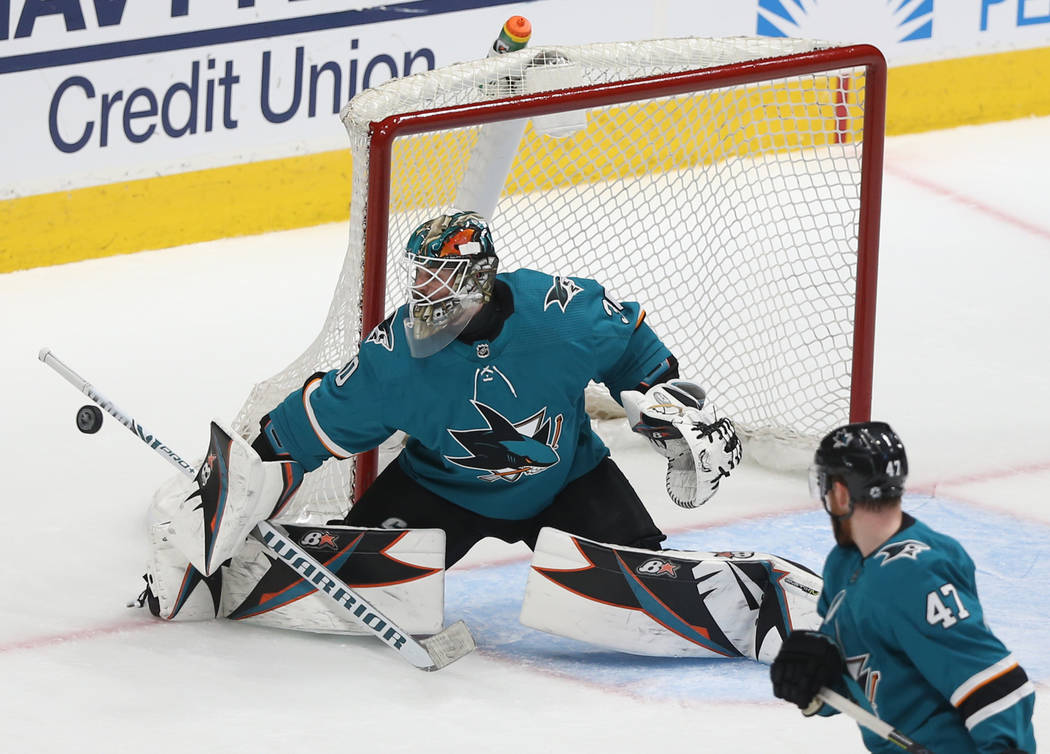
[446,401,563,483]
[873,539,931,566]
[543,275,583,312]
[365,320,395,351]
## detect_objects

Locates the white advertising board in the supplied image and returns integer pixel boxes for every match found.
[2,0,1048,199]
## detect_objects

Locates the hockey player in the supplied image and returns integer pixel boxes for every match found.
[140,211,821,662]
[252,210,739,565]
[770,421,1037,753]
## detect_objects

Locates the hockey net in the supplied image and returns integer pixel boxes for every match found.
[230,36,886,521]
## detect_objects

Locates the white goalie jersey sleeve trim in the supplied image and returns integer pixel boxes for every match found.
[302,377,353,459]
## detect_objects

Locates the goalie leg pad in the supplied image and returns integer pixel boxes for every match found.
[141,520,223,621]
[222,524,446,635]
[167,421,303,576]
[520,527,820,661]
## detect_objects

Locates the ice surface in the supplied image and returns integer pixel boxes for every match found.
[2,116,1048,752]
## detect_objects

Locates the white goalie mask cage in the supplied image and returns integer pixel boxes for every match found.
[403,212,498,358]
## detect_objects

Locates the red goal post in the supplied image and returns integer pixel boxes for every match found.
[231,38,887,518]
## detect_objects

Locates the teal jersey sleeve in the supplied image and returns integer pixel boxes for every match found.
[556,276,674,399]
[266,319,404,472]
[598,313,676,399]
[884,542,1036,753]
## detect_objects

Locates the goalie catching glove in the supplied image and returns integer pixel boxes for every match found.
[621,381,742,508]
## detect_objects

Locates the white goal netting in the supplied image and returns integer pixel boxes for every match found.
[229,36,884,520]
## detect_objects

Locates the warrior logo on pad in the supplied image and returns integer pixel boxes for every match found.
[447,400,563,482]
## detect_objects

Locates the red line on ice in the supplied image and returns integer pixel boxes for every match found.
[912,459,1050,494]
[0,618,158,654]
[885,163,1050,242]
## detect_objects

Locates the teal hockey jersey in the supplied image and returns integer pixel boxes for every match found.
[266,269,673,520]
[816,514,1036,753]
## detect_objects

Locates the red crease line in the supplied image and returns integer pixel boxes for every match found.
[0,618,159,654]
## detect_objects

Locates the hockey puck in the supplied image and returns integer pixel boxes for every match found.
[76,405,103,434]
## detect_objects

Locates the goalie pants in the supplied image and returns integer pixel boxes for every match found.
[343,453,666,567]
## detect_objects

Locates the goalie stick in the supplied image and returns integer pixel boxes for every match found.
[817,687,936,754]
[38,347,475,672]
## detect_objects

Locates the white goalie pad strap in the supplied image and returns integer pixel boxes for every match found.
[520,527,821,662]
[167,421,298,576]
[220,525,446,635]
[145,521,222,621]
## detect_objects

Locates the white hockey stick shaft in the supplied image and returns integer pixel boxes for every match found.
[817,688,935,754]
[39,348,196,476]
[39,348,474,671]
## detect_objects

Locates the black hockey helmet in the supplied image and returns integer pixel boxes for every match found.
[811,421,908,507]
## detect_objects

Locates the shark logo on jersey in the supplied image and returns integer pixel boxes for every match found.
[543,275,583,312]
[447,400,563,482]
[845,650,883,714]
[365,320,395,351]
[873,539,931,566]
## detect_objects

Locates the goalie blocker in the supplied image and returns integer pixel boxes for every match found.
[521,527,821,662]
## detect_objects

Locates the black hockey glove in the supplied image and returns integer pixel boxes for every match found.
[770,630,846,715]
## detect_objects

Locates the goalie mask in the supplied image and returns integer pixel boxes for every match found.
[810,421,908,511]
[403,212,497,358]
